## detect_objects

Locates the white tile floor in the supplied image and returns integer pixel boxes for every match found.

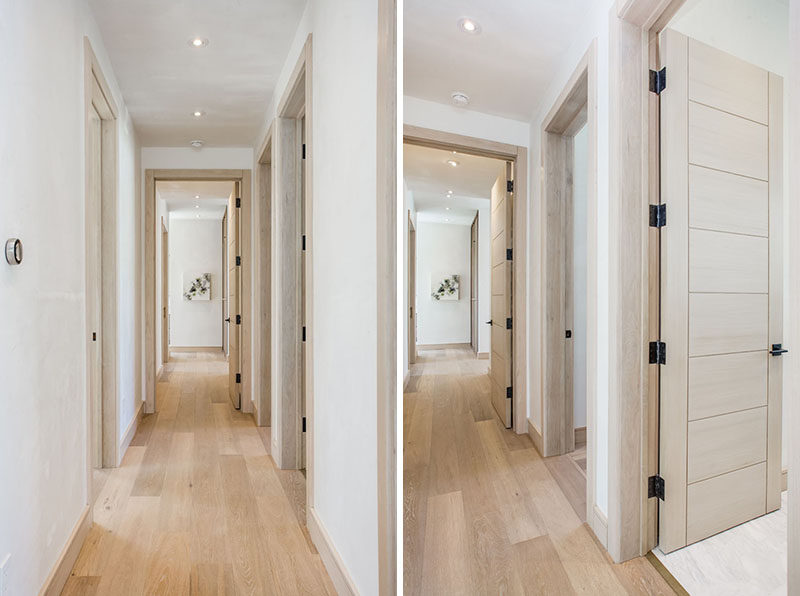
[654,492,787,596]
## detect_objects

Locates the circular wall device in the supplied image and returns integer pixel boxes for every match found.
[5,238,22,265]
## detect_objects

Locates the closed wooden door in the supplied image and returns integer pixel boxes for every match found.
[489,167,513,427]
[470,214,478,354]
[87,103,103,467]
[227,186,242,409]
[658,28,782,552]
[161,225,169,363]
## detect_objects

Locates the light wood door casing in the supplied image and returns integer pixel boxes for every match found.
[161,226,169,363]
[658,29,782,552]
[408,215,416,366]
[489,167,513,427]
[228,187,242,409]
[470,214,478,354]
[88,103,103,467]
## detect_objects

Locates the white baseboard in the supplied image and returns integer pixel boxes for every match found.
[527,418,544,456]
[590,504,608,548]
[39,505,91,596]
[119,401,144,463]
[416,342,470,350]
[308,507,358,595]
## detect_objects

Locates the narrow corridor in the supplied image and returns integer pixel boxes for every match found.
[63,352,334,595]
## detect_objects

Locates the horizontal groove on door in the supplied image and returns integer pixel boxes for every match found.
[688,351,767,420]
[686,462,766,545]
[689,165,768,236]
[688,406,767,483]
[688,101,768,181]
[689,229,768,293]
[689,293,767,356]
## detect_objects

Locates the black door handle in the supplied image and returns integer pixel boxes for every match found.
[225,317,231,323]
[485,320,492,325]
[770,343,788,356]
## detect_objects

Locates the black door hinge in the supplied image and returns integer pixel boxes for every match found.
[648,474,665,500]
[649,204,666,228]
[565,329,572,338]
[92,332,97,342]
[302,416,307,432]
[302,144,306,159]
[302,235,306,251]
[235,373,241,384]
[236,314,241,325]
[302,326,306,342]
[506,248,512,261]
[235,197,241,208]
[506,386,513,399]
[506,317,512,330]
[649,67,667,95]
[236,255,241,266]
[507,180,514,193]
[649,341,666,365]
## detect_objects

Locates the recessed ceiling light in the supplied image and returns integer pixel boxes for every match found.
[446,207,450,211]
[189,37,209,48]
[447,159,459,167]
[445,218,450,222]
[192,110,205,118]
[194,195,200,199]
[196,214,200,218]
[451,91,470,107]
[195,204,199,208]
[190,139,204,148]
[458,18,481,34]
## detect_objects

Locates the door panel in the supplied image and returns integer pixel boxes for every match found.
[658,28,782,552]
[470,216,478,354]
[227,187,241,409]
[88,104,103,468]
[489,169,513,427]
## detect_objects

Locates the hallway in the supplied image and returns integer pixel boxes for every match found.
[63,352,334,595]
[403,348,676,595]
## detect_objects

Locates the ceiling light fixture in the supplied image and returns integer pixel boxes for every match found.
[458,18,481,34]
[447,159,459,167]
[445,218,450,222]
[451,91,470,107]
[190,139,204,148]
[192,110,205,118]
[194,195,200,199]
[446,207,450,211]
[189,37,209,48]
[195,204,199,208]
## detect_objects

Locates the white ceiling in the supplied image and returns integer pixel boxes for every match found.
[88,0,306,146]
[405,144,505,225]
[157,180,233,219]
[404,0,595,122]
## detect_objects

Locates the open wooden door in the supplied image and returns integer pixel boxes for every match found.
[470,214,478,354]
[87,102,103,468]
[227,186,242,409]
[489,166,513,428]
[161,223,169,364]
[658,29,783,552]
[408,214,417,366]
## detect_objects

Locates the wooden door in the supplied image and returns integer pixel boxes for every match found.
[161,224,169,363]
[489,166,513,427]
[658,29,782,552]
[87,103,103,467]
[222,212,228,356]
[227,186,242,409]
[408,215,417,365]
[470,214,478,354]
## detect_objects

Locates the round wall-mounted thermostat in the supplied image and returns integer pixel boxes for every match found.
[5,238,22,265]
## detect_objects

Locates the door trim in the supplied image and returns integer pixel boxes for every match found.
[403,125,528,434]
[84,37,119,475]
[539,40,598,538]
[254,126,273,428]
[408,212,417,365]
[160,222,169,364]
[144,169,252,416]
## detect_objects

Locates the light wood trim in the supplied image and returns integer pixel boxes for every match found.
[254,125,273,427]
[307,508,358,596]
[477,352,489,360]
[145,169,250,415]
[38,506,91,596]
[84,37,119,472]
[168,346,224,352]
[416,342,471,351]
[119,400,144,457]
[376,1,397,591]
[403,125,528,435]
[408,212,417,366]
[527,418,544,456]
[574,426,587,444]
[591,504,609,548]
[782,469,788,492]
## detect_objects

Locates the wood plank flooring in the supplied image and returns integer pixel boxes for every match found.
[63,351,334,596]
[404,347,677,595]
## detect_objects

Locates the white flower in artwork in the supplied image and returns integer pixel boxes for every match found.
[184,273,212,301]
[431,274,460,301]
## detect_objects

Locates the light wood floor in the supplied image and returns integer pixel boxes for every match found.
[403,348,677,595]
[63,351,334,595]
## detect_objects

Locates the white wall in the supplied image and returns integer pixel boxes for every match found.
[0,1,138,594]
[254,0,381,591]
[669,0,790,469]
[416,221,472,345]
[573,124,588,430]
[168,217,224,347]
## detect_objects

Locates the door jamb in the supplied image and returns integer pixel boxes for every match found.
[144,169,252,415]
[84,37,119,474]
[403,125,528,434]
[408,212,417,367]
[539,40,599,537]
[254,126,273,427]
[161,221,169,363]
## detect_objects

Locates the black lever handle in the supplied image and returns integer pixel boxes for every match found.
[225,317,231,323]
[485,320,492,325]
[770,343,788,356]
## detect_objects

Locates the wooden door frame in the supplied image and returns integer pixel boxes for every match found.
[403,125,528,434]
[538,40,599,536]
[253,126,272,428]
[408,212,417,366]
[84,38,119,474]
[144,169,252,415]
[470,213,478,355]
[161,222,169,363]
